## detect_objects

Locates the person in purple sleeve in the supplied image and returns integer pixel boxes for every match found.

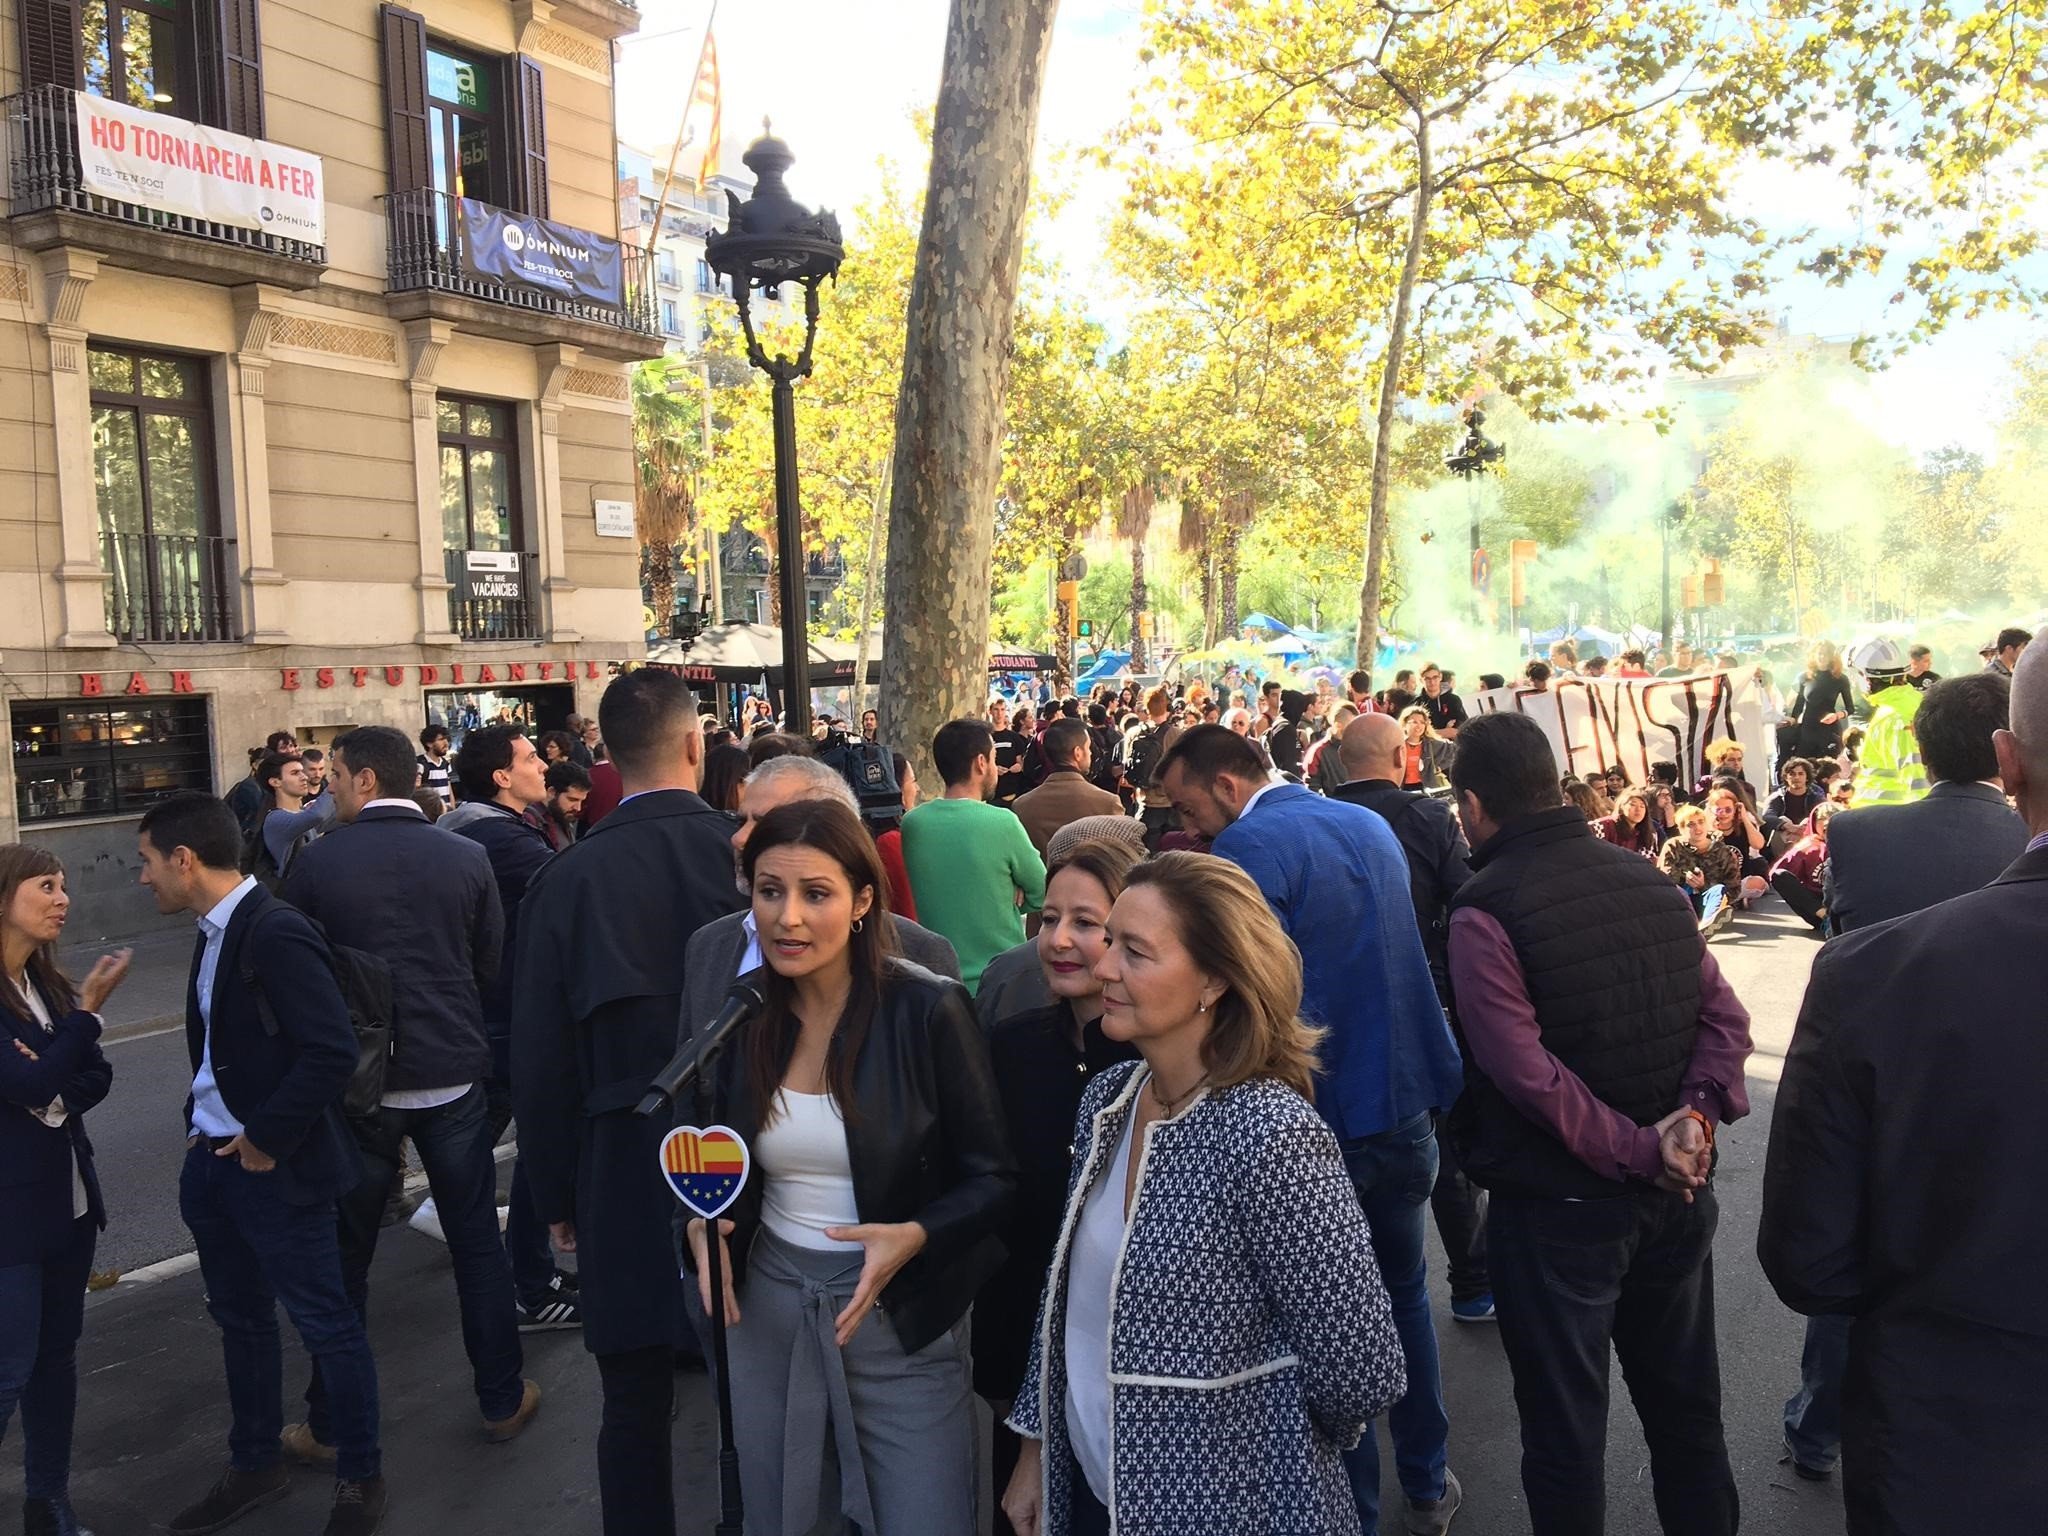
[1442,712,1751,1536]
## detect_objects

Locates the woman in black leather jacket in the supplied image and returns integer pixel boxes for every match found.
[685,797,1015,1536]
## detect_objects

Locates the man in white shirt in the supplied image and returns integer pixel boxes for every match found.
[138,792,388,1536]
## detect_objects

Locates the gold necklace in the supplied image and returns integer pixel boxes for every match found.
[1149,1071,1207,1118]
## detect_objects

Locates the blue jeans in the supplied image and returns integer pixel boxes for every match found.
[0,1214,95,1498]
[485,1064,558,1306]
[1341,1113,1450,1531]
[180,1143,382,1482]
[1782,1312,1849,1471]
[308,1085,522,1434]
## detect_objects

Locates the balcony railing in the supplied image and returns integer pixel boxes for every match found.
[103,531,238,643]
[389,187,660,340]
[3,86,326,265]
[445,548,542,642]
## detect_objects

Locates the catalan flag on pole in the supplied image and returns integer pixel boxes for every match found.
[692,29,722,187]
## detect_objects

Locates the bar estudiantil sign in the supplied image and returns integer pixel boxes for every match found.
[73,92,326,246]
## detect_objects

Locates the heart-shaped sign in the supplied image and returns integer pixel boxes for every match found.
[659,1124,751,1220]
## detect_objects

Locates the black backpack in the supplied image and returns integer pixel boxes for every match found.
[817,732,903,824]
[241,908,395,1122]
[1125,721,1171,790]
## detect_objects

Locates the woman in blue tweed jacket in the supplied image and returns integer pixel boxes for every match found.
[1002,851,1406,1536]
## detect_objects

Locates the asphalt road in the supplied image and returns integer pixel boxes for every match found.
[18,903,1846,1535]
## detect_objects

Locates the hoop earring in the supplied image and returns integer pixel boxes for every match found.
[852,917,864,934]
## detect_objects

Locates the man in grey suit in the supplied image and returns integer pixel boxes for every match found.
[1777,669,2025,1484]
[677,756,960,1046]
[1824,673,2027,934]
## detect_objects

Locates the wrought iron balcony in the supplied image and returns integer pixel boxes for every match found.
[445,548,542,642]
[387,187,660,346]
[3,87,326,279]
[103,531,238,644]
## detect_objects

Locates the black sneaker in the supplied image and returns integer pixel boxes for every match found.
[322,1477,387,1536]
[22,1494,92,1536]
[166,1464,290,1535]
[517,1274,582,1332]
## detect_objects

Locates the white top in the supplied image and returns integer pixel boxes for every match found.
[191,875,260,1139]
[754,1089,862,1252]
[1063,1109,1135,1508]
[17,979,88,1220]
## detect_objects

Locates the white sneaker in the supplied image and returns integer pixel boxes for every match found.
[408,1195,446,1244]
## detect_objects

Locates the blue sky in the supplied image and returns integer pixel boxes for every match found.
[618,0,2044,459]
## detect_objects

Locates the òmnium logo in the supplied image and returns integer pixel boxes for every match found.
[502,223,527,253]
[259,205,275,223]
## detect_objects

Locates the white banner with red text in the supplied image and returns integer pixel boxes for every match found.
[72,92,326,245]
[1471,669,1773,786]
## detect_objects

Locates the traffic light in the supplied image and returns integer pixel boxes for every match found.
[1077,618,1093,639]
[1508,539,1538,610]
[1702,559,1725,607]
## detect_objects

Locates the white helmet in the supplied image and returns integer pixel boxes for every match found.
[1849,637,1908,674]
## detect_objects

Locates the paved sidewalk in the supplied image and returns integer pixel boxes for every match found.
[61,923,195,1042]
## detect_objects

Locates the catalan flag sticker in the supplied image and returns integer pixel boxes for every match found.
[659,1124,750,1221]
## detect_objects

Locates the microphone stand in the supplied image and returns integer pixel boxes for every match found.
[637,1042,744,1536]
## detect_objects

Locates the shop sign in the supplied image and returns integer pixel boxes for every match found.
[74,91,326,244]
[457,200,625,308]
[461,550,526,602]
[73,661,609,696]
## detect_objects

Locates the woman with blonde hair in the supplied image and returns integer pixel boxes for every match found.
[1002,852,1404,1536]
[1788,640,1857,759]
[1398,706,1456,790]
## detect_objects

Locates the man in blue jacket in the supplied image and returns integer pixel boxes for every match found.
[138,793,385,1536]
[448,724,580,1331]
[1161,725,1467,1536]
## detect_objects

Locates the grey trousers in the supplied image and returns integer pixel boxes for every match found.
[730,1229,976,1536]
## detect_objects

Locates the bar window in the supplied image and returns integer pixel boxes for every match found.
[11,696,214,823]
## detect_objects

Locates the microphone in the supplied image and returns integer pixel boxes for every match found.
[635,980,765,1118]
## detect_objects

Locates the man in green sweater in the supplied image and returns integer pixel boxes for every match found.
[900,717,1048,991]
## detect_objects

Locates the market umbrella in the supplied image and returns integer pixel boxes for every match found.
[1241,612,1296,634]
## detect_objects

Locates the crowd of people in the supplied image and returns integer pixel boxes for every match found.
[0,620,2038,1536]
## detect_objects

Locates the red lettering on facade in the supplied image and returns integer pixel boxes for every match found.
[385,667,405,686]
[507,663,526,682]
[419,666,439,685]
[538,662,554,680]
[351,667,369,688]
[79,673,104,696]
[585,660,601,679]
[280,669,301,692]
[477,665,496,684]
[451,665,466,684]
[125,672,150,695]
[316,667,335,689]
[169,671,193,693]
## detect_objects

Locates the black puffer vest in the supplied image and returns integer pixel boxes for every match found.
[1447,806,1703,1199]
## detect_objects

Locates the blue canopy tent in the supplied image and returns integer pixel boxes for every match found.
[1241,612,1294,634]
[1075,649,1133,688]
[1527,622,1624,659]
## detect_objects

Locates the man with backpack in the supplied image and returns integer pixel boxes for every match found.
[1128,685,1184,848]
[137,793,387,1536]
[243,750,334,890]
[278,726,537,1463]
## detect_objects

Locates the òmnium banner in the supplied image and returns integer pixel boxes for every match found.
[456,200,625,308]
[72,92,326,244]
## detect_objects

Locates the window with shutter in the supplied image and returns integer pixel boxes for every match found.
[507,53,550,218]
[380,3,432,196]
[192,0,264,135]
[17,0,84,94]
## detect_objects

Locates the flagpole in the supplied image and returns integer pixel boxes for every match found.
[644,0,720,261]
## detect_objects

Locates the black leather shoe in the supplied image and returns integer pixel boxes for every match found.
[165,1464,291,1535]
[322,1476,387,1536]
[22,1495,92,1536]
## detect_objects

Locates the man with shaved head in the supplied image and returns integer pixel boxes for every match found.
[1760,643,2048,1532]
[1330,712,1494,1324]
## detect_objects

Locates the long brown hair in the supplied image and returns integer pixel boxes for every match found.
[0,845,78,1019]
[1123,851,1324,1100]
[739,798,899,1125]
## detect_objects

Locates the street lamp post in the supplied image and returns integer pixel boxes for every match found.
[705,127,844,736]
[1444,406,1506,626]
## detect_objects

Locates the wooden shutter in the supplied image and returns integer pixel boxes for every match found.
[506,54,550,218]
[17,0,83,93]
[194,0,266,136]
[380,4,431,196]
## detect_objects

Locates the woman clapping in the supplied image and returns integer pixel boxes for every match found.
[1003,852,1404,1536]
